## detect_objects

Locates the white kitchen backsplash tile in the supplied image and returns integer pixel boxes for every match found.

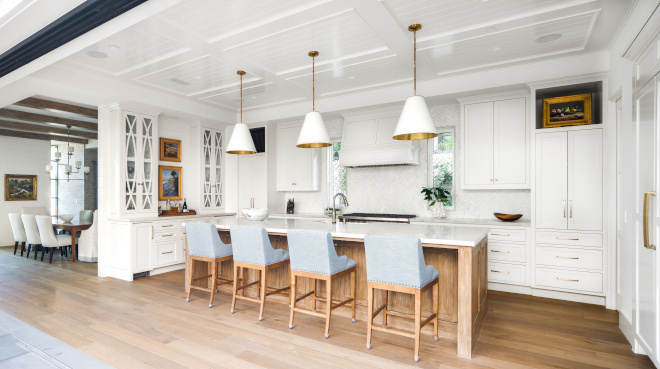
[282,105,531,220]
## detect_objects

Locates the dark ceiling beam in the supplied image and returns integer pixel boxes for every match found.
[0,109,97,131]
[0,120,97,139]
[0,0,148,78]
[14,97,98,119]
[0,129,88,144]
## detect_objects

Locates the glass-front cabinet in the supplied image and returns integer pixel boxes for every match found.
[122,111,157,214]
[201,128,223,210]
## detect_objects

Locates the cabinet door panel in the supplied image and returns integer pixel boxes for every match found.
[494,98,527,185]
[375,116,406,146]
[294,126,313,187]
[568,129,603,231]
[277,127,296,188]
[343,119,376,148]
[536,132,568,229]
[464,102,494,185]
[140,115,156,211]
[133,223,152,273]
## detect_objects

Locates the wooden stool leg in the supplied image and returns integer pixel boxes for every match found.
[209,261,218,308]
[289,274,296,329]
[324,277,332,339]
[433,281,439,341]
[312,279,317,312]
[350,270,356,323]
[231,264,239,314]
[186,257,194,302]
[258,268,267,321]
[382,289,388,327]
[366,284,373,349]
[257,267,262,300]
[414,289,422,362]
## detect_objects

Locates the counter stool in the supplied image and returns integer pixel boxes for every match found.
[185,223,233,308]
[287,229,356,338]
[229,225,291,321]
[364,235,439,362]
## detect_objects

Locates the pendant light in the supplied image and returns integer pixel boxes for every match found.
[296,51,331,148]
[226,70,257,155]
[392,24,438,141]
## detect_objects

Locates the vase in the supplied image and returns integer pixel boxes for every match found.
[432,202,446,218]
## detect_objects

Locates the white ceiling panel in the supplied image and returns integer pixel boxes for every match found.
[135,55,260,96]
[383,0,596,37]
[224,9,389,75]
[68,22,189,76]
[423,12,596,75]
[200,82,304,110]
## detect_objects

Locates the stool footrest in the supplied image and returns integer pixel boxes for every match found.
[330,297,354,311]
[193,275,213,282]
[371,325,415,339]
[372,303,387,319]
[234,295,261,303]
[236,280,259,291]
[420,313,437,329]
[295,290,315,302]
[265,286,290,297]
[385,310,414,320]
[293,307,326,318]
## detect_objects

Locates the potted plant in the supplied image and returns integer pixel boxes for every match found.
[421,186,451,218]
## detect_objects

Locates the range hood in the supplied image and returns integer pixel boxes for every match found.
[337,109,422,168]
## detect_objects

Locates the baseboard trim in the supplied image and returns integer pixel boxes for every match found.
[619,310,638,352]
[488,282,606,306]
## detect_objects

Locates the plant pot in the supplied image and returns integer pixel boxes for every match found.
[432,202,446,218]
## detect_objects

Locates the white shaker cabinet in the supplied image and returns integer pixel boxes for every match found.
[132,222,153,274]
[240,154,267,209]
[276,122,320,191]
[460,93,529,189]
[535,129,603,231]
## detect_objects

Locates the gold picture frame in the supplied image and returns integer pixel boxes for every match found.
[542,93,592,128]
[5,174,37,201]
[158,166,182,201]
[160,138,181,162]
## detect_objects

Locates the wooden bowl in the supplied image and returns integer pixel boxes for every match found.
[494,213,523,222]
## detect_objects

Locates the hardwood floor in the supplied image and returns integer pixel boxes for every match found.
[0,246,652,368]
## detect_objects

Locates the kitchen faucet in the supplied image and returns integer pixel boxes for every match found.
[332,193,349,224]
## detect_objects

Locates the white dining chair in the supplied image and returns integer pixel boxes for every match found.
[8,213,27,255]
[36,215,71,263]
[21,214,42,259]
[79,210,93,224]
[77,210,98,262]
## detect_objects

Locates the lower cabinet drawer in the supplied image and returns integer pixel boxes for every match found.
[154,242,177,266]
[488,262,526,285]
[535,246,603,271]
[536,231,602,248]
[535,267,603,294]
[488,242,526,263]
[154,230,182,242]
[488,228,526,243]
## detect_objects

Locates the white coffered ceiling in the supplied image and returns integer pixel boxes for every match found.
[60,0,631,117]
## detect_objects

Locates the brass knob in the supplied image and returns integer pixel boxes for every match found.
[495,178,498,181]
[490,178,493,182]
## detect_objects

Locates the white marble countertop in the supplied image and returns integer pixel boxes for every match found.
[211,217,488,247]
[269,212,530,228]
[109,212,236,222]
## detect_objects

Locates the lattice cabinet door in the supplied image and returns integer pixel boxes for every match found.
[124,113,139,212]
[202,129,213,209]
[213,130,223,208]
[140,115,155,211]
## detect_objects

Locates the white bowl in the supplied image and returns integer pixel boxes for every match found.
[59,214,74,223]
[241,208,271,221]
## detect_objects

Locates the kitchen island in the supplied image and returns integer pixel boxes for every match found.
[185,217,488,359]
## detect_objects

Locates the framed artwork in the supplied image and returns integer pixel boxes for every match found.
[5,174,37,201]
[160,138,181,162]
[542,93,592,128]
[159,166,182,201]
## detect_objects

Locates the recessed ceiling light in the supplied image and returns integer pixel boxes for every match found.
[108,45,120,51]
[491,46,503,52]
[535,33,562,43]
[485,27,496,32]
[86,50,108,59]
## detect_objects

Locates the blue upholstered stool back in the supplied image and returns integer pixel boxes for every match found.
[364,235,438,289]
[185,223,232,258]
[287,229,355,275]
[230,225,289,266]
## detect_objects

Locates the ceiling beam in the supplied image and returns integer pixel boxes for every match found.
[0,120,97,139]
[0,128,88,144]
[0,109,97,131]
[14,97,98,119]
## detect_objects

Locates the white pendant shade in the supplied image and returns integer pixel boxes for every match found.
[392,95,438,140]
[226,122,256,154]
[296,111,331,148]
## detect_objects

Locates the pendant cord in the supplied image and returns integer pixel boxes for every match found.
[413,28,417,96]
[240,73,243,122]
[312,55,315,111]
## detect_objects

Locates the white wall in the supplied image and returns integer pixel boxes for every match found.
[158,118,194,211]
[281,104,531,219]
[0,136,50,246]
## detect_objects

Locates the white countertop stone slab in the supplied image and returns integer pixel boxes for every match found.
[210,217,488,247]
[109,212,236,222]
[270,213,530,228]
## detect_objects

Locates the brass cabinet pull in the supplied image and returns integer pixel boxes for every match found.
[556,256,579,259]
[495,178,498,181]
[162,234,173,237]
[556,237,579,241]
[563,200,566,218]
[644,191,656,250]
[162,251,173,254]
[557,277,579,282]
[490,178,493,182]
[570,200,573,218]
[490,270,509,274]
[490,233,510,236]
[162,225,173,228]
[491,250,510,253]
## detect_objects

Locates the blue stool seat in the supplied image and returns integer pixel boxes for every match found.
[364,234,440,362]
[287,229,357,338]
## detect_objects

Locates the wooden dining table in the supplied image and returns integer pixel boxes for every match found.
[52,220,92,262]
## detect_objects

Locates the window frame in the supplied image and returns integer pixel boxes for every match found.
[326,139,347,208]
[427,127,455,210]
